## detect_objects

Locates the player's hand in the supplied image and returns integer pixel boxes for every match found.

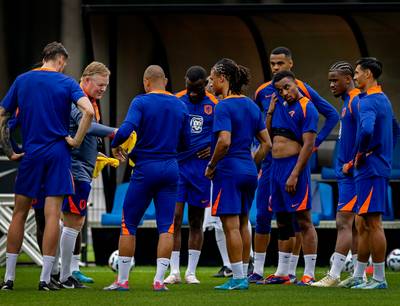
[205,165,215,180]
[268,93,278,114]
[285,174,298,195]
[65,135,79,148]
[112,146,127,162]
[354,153,365,169]
[197,146,211,159]
[342,160,354,175]
[9,152,24,161]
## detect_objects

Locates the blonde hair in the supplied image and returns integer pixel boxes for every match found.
[81,61,110,81]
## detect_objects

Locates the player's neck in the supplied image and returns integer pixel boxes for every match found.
[361,80,378,93]
[41,61,60,72]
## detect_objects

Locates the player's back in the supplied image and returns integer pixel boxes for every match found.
[131,91,189,162]
[213,95,264,175]
[5,69,83,155]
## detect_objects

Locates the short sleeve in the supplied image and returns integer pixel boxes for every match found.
[303,102,319,134]
[213,102,231,133]
[1,80,19,113]
[69,79,86,104]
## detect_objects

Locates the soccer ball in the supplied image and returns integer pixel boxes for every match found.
[329,251,353,272]
[386,249,400,271]
[343,252,354,273]
[108,250,135,272]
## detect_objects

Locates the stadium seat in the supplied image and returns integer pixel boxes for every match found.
[309,151,319,174]
[390,141,400,179]
[142,201,156,220]
[249,198,257,226]
[383,185,394,221]
[101,183,129,226]
[318,182,335,220]
[321,140,339,180]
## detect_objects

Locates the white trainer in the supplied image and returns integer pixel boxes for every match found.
[311,273,340,287]
[185,274,200,284]
[164,273,182,284]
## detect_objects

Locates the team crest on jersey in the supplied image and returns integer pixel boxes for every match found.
[204,105,213,115]
[341,107,346,118]
[190,115,204,134]
[289,110,295,117]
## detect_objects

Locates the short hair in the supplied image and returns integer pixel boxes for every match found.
[185,66,207,82]
[81,61,110,80]
[329,61,354,77]
[356,57,383,79]
[42,41,68,61]
[271,46,292,59]
[212,58,250,94]
[272,70,296,86]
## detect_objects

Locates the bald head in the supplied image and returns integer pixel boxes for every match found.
[143,65,168,92]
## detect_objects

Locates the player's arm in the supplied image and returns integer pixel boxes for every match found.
[205,103,231,179]
[111,98,141,161]
[266,93,277,136]
[205,131,230,179]
[88,123,117,138]
[178,105,191,153]
[253,128,271,166]
[0,81,24,160]
[70,104,116,138]
[286,103,318,194]
[66,96,94,148]
[306,84,339,147]
[354,99,376,168]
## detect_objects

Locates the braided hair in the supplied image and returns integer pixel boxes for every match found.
[329,61,354,77]
[212,58,250,95]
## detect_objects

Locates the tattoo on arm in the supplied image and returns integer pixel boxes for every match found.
[0,107,14,158]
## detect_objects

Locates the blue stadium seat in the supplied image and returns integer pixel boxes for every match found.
[143,201,156,220]
[249,198,257,226]
[390,141,400,179]
[383,185,394,221]
[101,183,129,226]
[318,182,335,220]
[321,140,339,180]
[309,151,319,174]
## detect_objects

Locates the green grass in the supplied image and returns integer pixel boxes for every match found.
[0,266,399,306]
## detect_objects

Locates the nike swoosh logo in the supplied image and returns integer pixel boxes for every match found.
[161,263,168,267]
[122,260,130,264]
[0,168,17,178]
[201,200,209,203]
[291,203,299,208]
[337,203,345,207]
[265,94,273,98]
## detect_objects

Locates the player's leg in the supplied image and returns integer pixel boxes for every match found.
[2,156,44,290]
[220,215,244,278]
[104,177,151,291]
[152,159,179,291]
[164,202,184,284]
[250,186,272,282]
[60,180,90,288]
[185,204,205,283]
[296,209,317,285]
[38,195,64,291]
[1,195,32,290]
[71,231,93,283]
[286,218,301,283]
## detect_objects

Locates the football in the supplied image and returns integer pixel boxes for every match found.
[108,250,135,272]
[386,249,400,271]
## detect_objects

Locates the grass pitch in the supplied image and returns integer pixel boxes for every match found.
[0,266,399,306]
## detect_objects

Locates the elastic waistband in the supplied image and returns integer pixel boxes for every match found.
[272,154,298,163]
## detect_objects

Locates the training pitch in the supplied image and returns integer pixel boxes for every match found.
[0,266,399,306]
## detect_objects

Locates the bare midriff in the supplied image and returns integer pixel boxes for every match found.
[272,136,301,159]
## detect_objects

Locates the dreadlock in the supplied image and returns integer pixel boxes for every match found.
[329,61,354,77]
[212,58,250,94]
